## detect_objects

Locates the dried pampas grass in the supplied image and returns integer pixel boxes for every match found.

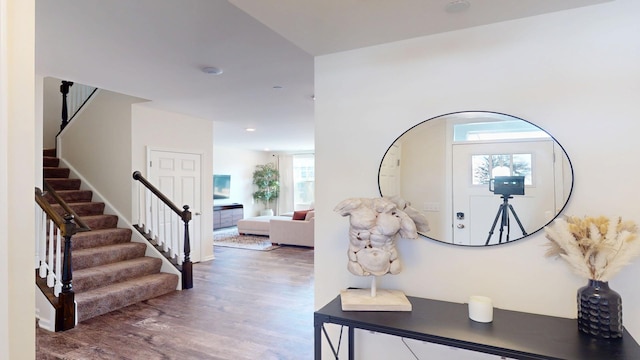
[544,216,640,281]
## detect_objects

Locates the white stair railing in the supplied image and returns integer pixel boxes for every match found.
[34,187,78,332]
[59,81,97,131]
[132,171,193,289]
[67,82,97,121]
[35,203,63,297]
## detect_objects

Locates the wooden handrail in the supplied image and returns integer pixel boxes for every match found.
[132,171,193,289]
[35,188,66,231]
[42,181,91,232]
[132,171,191,222]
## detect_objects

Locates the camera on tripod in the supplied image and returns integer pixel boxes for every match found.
[485,175,527,245]
[489,176,525,197]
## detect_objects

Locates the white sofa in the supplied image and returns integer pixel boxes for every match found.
[270,211,314,248]
[236,215,290,236]
[236,211,314,247]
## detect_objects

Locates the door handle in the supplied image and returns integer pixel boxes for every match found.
[194,212,201,216]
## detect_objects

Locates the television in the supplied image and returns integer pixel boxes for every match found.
[213,174,231,199]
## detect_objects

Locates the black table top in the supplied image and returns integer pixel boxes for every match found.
[315,295,640,360]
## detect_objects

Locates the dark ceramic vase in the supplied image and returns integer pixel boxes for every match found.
[577,279,622,339]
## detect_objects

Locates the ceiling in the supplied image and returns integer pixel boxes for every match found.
[35,0,611,153]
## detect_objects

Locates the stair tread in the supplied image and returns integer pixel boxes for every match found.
[70,228,133,250]
[81,215,119,230]
[73,257,163,292]
[43,190,93,204]
[74,257,162,279]
[73,227,131,238]
[50,201,105,216]
[73,242,146,255]
[51,201,102,206]
[45,178,81,190]
[72,242,147,270]
[75,272,177,297]
[75,273,179,322]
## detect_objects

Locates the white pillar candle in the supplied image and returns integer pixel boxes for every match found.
[468,295,493,323]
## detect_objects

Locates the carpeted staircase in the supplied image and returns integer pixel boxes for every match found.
[42,149,179,323]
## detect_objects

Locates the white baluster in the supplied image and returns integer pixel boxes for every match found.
[169,212,177,259]
[151,195,158,242]
[162,204,169,252]
[144,188,152,234]
[177,220,184,265]
[47,220,55,288]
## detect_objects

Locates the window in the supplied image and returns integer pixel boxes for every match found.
[293,154,315,209]
[454,119,544,187]
[454,120,550,142]
[471,153,532,185]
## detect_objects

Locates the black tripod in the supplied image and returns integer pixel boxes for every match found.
[485,195,527,245]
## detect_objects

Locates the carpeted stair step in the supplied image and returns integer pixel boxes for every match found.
[70,228,133,250]
[43,189,93,204]
[72,242,147,270]
[50,201,105,217]
[43,157,60,167]
[45,178,81,191]
[43,167,70,178]
[43,148,56,157]
[73,257,164,292]
[75,273,179,322]
[82,215,119,230]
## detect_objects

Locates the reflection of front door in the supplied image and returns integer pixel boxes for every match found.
[452,140,555,246]
[149,149,202,261]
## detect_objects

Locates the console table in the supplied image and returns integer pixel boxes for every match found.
[314,295,640,359]
[213,203,243,229]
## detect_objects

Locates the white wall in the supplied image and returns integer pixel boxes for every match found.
[132,104,214,262]
[0,0,35,358]
[59,89,146,221]
[315,0,640,358]
[213,145,272,218]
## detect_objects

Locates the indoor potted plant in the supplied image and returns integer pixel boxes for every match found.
[252,162,280,216]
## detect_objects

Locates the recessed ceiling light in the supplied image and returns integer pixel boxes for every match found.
[245,128,256,132]
[202,66,223,75]
[445,0,470,13]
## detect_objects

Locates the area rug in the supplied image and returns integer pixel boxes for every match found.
[213,228,280,251]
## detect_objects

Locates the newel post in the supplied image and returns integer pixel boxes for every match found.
[57,214,76,331]
[181,205,193,289]
[60,81,74,131]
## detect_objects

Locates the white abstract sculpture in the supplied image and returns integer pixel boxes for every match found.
[334,196,429,310]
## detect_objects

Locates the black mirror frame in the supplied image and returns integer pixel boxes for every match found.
[377,110,575,247]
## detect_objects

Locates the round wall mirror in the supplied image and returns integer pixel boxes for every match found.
[378,111,573,246]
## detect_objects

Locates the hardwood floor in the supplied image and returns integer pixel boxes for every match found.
[36,245,315,360]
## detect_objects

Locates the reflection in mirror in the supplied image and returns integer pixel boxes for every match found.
[378,111,573,246]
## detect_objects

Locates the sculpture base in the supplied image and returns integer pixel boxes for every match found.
[340,289,412,311]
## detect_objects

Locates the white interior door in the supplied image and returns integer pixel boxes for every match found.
[452,140,556,246]
[149,149,202,261]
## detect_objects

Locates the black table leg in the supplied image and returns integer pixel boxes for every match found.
[314,317,322,359]
[348,326,354,359]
